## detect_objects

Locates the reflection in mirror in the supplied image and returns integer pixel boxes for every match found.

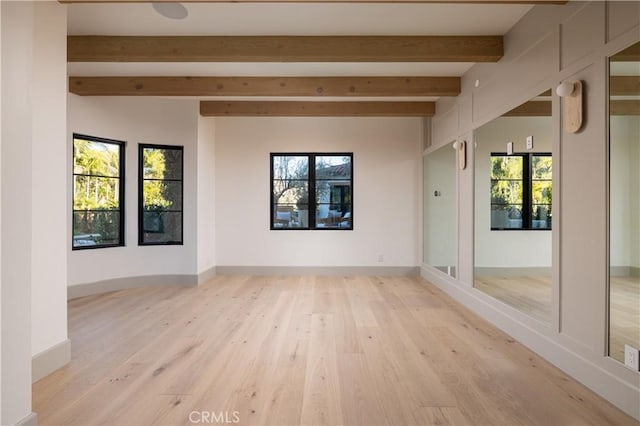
[609,41,640,364]
[424,143,457,277]
[474,90,553,324]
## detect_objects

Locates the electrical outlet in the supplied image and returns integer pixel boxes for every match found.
[377,254,384,263]
[624,344,640,371]
[526,135,534,150]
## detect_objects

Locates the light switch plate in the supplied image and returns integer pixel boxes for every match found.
[624,344,640,371]
[526,135,534,150]
[507,141,514,155]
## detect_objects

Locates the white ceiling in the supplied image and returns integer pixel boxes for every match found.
[66,3,534,101]
[67,3,533,37]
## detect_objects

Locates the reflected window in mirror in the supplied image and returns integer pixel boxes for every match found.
[474,90,553,324]
[423,143,457,278]
[608,41,640,366]
[490,153,552,230]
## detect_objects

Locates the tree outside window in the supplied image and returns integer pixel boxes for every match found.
[72,134,125,249]
[490,153,552,230]
[139,144,184,245]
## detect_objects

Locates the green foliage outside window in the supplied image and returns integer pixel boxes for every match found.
[142,148,172,210]
[73,138,120,210]
[140,145,183,245]
[72,136,124,248]
[490,155,523,206]
[490,153,552,230]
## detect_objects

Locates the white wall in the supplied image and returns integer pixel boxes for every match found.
[474,116,552,268]
[610,115,640,269]
[423,143,456,268]
[68,96,199,286]
[214,117,421,268]
[1,2,34,423]
[197,116,216,277]
[31,1,68,359]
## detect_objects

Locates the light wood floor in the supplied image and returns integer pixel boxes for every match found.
[34,276,636,426]
[475,275,640,362]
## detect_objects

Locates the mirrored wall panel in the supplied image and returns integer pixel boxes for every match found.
[423,143,457,277]
[609,41,640,364]
[474,91,553,324]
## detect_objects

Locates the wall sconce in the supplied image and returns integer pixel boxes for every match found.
[452,140,467,170]
[556,80,583,133]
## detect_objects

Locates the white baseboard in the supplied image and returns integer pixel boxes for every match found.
[474,266,552,276]
[68,267,418,300]
[610,266,640,277]
[32,339,71,383]
[215,265,420,276]
[420,265,640,421]
[197,266,217,285]
[68,274,198,300]
[15,412,37,426]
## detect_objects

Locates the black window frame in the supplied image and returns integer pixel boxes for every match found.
[72,133,126,250]
[490,152,552,231]
[138,143,184,246]
[270,152,353,231]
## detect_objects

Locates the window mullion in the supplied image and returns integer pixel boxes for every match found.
[309,155,316,229]
[523,154,532,229]
[119,141,126,245]
[270,154,275,229]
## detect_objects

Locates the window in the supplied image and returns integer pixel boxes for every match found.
[72,134,125,249]
[490,153,552,230]
[271,153,353,230]
[139,144,184,245]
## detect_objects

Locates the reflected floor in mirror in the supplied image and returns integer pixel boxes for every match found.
[474,276,640,361]
[474,276,551,324]
[610,275,640,362]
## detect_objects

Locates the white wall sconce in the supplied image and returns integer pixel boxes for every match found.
[556,80,583,133]
[452,140,467,170]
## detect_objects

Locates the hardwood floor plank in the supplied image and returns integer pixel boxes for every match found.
[330,278,362,354]
[300,313,344,425]
[336,353,389,426]
[355,326,422,425]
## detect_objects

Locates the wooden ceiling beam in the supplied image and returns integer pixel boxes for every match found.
[610,100,640,116]
[610,42,640,62]
[68,76,460,96]
[502,100,551,117]
[199,101,435,116]
[498,99,640,116]
[610,76,640,96]
[68,35,503,63]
